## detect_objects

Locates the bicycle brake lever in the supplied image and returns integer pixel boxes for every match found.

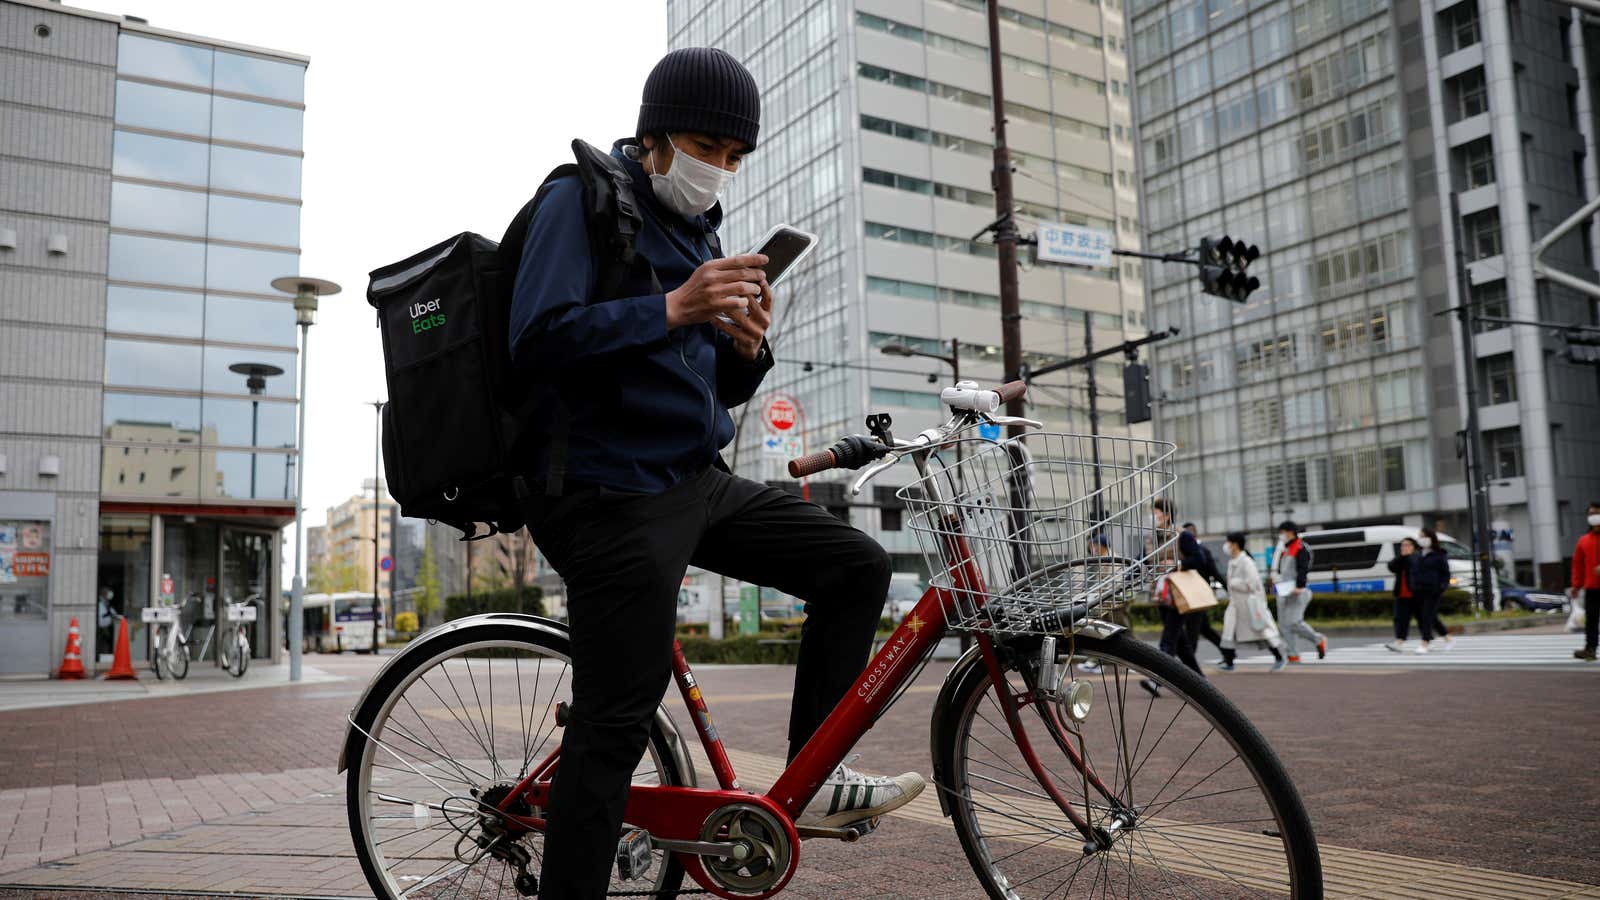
[850,456,899,496]
[984,414,1045,429]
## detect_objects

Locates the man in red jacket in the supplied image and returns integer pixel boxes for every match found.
[1571,501,1600,661]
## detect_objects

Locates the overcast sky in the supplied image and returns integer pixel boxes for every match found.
[72,0,669,540]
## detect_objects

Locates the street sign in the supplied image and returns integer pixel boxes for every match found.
[762,433,804,458]
[763,395,799,433]
[160,573,174,602]
[739,585,760,636]
[978,422,1001,441]
[1035,223,1113,268]
[380,556,394,572]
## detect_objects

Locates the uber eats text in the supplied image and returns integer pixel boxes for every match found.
[409,298,446,334]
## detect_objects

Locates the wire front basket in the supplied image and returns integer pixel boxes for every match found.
[898,431,1178,636]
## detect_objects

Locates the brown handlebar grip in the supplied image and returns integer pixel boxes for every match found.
[787,449,838,478]
[996,380,1028,403]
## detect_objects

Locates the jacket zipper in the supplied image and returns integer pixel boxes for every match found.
[677,331,717,454]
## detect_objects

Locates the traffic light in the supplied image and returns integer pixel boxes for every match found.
[1197,235,1260,303]
[1123,361,1152,424]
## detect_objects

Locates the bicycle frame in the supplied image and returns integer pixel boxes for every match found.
[491,507,1121,896]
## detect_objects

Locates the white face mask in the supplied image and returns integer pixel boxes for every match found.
[1588,514,1600,527]
[1418,536,1432,548]
[648,135,734,218]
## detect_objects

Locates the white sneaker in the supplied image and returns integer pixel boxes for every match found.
[1385,640,1405,653]
[1438,635,1455,651]
[1413,643,1430,655]
[798,759,925,828]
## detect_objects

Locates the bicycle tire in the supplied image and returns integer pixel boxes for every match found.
[152,625,167,681]
[933,630,1322,899]
[167,638,189,680]
[224,629,248,678]
[343,619,687,899]
[234,630,250,677]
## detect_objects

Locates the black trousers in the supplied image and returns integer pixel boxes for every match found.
[1586,588,1599,651]
[523,466,891,899]
[1415,589,1446,641]
[1393,595,1415,641]
[1194,613,1223,652]
[1158,604,1202,674]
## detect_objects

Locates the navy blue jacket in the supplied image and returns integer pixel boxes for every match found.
[1409,548,1451,596]
[508,140,772,493]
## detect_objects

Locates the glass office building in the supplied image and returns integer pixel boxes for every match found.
[667,0,1147,578]
[1126,0,1600,585]
[0,1,307,673]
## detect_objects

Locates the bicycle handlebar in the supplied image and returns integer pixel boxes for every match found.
[996,379,1027,404]
[787,449,837,478]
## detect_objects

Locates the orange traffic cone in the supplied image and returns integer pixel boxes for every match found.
[104,617,137,680]
[57,617,86,679]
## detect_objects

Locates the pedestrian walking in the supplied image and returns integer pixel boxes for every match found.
[1409,528,1455,654]
[1270,521,1327,663]
[1152,499,1204,676]
[1569,501,1600,661]
[1184,523,1228,659]
[1217,532,1285,672]
[1385,537,1420,653]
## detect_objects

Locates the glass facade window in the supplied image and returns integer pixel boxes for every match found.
[102,445,201,497]
[203,347,296,397]
[109,182,207,236]
[214,51,306,102]
[207,195,300,247]
[1461,137,1495,188]
[108,233,206,287]
[114,80,211,136]
[118,34,212,86]
[102,393,201,439]
[105,285,204,337]
[104,338,203,391]
[1486,427,1524,478]
[112,131,208,186]
[209,145,302,199]
[211,96,304,150]
[204,296,297,346]
[203,398,296,447]
[210,451,293,500]
[205,244,299,294]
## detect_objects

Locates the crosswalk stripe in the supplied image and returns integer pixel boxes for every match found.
[1224,633,1598,670]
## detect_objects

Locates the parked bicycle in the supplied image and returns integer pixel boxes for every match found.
[146,593,217,681]
[340,380,1322,898]
[218,595,260,679]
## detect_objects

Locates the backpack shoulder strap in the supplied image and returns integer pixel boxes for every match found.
[570,139,660,299]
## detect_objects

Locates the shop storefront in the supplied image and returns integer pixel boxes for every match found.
[97,507,285,669]
[0,517,54,676]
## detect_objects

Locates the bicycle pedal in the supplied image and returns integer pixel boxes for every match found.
[615,828,652,881]
[796,816,880,842]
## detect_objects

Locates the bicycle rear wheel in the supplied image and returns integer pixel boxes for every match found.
[934,630,1321,899]
[343,619,686,899]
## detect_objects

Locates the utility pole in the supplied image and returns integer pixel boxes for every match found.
[985,0,1025,431]
[1448,192,1495,612]
[1081,311,1102,500]
[370,400,384,652]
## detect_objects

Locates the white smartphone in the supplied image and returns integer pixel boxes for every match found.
[719,224,819,322]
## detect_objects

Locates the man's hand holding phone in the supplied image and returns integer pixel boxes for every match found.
[665,254,771,361]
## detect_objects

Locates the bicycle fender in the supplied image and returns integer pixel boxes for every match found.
[333,613,699,789]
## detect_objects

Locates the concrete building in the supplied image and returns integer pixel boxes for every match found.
[667,0,1149,577]
[309,480,396,602]
[0,0,307,675]
[1125,0,1600,586]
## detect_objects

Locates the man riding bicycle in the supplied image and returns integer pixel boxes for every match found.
[508,47,923,898]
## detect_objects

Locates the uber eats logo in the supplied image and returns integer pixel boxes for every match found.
[409,298,446,334]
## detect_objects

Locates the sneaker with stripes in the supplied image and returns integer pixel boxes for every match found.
[797,758,925,829]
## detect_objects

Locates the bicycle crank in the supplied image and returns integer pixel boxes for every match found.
[694,802,798,896]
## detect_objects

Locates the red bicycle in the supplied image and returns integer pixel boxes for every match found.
[340,380,1322,898]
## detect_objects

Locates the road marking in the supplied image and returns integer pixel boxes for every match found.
[1228,633,1599,671]
[692,745,1600,899]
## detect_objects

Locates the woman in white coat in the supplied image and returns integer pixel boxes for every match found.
[1219,532,1287,672]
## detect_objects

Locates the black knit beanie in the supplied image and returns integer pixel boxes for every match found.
[636,47,761,150]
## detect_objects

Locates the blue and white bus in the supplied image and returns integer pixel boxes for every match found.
[296,592,384,653]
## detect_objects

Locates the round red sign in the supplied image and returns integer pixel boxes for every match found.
[764,396,797,432]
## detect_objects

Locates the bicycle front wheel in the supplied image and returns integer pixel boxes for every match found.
[934,630,1321,899]
[166,639,189,680]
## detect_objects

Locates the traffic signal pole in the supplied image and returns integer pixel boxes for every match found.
[985,0,1026,432]
[1448,192,1496,612]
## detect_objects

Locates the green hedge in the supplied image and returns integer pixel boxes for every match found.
[444,586,544,621]
[677,634,801,665]
[1123,589,1473,625]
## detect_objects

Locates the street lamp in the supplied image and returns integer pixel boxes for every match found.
[272,275,342,683]
[228,362,284,499]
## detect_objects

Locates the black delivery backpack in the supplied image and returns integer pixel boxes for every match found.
[366,139,655,539]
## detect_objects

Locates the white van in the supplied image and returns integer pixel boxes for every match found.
[1293,526,1496,607]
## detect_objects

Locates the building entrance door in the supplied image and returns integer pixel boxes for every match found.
[220,528,272,659]
[0,520,52,676]
[163,519,219,666]
[98,515,152,660]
